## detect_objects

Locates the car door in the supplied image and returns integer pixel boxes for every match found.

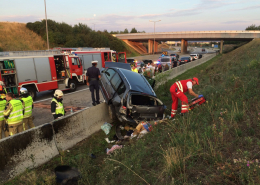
[100,68,116,102]
[70,57,83,76]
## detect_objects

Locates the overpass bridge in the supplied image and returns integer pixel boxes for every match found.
[114,30,260,54]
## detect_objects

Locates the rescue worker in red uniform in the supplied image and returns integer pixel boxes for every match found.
[170,77,202,118]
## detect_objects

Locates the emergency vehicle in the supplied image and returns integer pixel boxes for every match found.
[0,48,126,100]
[0,51,84,100]
[57,47,127,73]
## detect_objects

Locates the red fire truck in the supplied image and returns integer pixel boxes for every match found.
[0,48,127,100]
[57,47,127,71]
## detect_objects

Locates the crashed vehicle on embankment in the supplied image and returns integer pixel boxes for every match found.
[99,62,165,127]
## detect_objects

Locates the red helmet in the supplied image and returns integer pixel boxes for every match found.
[192,77,199,85]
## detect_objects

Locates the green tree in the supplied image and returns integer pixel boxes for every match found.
[123,28,129,33]
[130,27,137,33]
[246,24,260,30]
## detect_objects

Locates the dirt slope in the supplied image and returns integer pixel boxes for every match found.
[0,22,46,51]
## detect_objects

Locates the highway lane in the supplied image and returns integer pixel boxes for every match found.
[33,85,104,126]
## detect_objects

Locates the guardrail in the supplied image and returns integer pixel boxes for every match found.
[115,30,260,36]
[0,103,112,183]
[154,54,216,89]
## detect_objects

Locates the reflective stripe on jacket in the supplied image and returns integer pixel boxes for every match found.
[174,79,193,93]
[21,96,33,118]
[0,99,6,121]
[51,98,65,115]
[7,99,23,124]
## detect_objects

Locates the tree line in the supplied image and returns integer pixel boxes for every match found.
[26,20,129,52]
[246,24,260,30]
[110,28,145,34]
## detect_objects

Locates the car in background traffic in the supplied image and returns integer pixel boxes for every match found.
[100,62,165,127]
[179,57,191,64]
[160,57,172,68]
[127,59,135,65]
[170,53,179,61]
[190,54,199,60]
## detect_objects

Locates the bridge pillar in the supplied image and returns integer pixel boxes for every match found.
[154,41,158,53]
[181,39,188,53]
[148,40,153,54]
[220,40,223,54]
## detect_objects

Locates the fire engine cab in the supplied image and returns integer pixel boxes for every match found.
[0,50,84,100]
[57,47,127,73]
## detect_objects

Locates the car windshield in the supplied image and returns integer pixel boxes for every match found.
[181,57,189,60]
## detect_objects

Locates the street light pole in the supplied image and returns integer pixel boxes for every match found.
[93,23,95,31]
[149,20,161,54]
[44,0,49,50]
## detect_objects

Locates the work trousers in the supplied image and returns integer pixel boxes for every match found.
[170,85,189,118]
[89,80,100,103]
[0,120,8,139]
[7,121,23,136]
[23,116,35,131]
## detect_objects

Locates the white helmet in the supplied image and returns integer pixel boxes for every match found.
[0,81,5,86]
[20,87,28,95]
[54,90,63,97]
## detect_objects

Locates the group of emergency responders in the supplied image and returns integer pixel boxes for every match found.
[0,84,65,139]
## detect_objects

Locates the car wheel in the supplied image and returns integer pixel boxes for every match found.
[69,80,77,92]
[108,104,117,122]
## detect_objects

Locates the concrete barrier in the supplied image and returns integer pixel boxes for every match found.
[154,54,216,89]
[0,103,111,183]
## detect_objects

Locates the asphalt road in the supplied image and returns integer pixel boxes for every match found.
[32,47,216,127]
[33,86,104,126]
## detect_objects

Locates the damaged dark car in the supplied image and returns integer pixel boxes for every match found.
[99,62,165,127]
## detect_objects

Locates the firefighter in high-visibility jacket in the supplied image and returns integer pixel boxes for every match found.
[170,77,202,118]
[0,81,8,138]
[131,65,138,73]
[3,92,24,136]
[0,94,6,139]
[20,87,35,130]
[51,90,65,119]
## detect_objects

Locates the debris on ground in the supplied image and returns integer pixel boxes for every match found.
[89,153,96,159]
[106,145,123,155]
[101,122,113,135]
[105,138,115,143]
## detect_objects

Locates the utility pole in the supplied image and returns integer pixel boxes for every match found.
[93,23,95,31]
[44,0,49,50]
[149,20,161,54]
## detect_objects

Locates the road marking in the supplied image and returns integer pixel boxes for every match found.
[34,88,89,103]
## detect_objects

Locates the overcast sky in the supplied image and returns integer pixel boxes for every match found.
[0,0,260,32]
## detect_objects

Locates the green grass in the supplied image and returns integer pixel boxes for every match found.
[5,39,260,185]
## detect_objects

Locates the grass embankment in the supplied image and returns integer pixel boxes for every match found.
[5,39,260,185]
[0,22,46,51]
